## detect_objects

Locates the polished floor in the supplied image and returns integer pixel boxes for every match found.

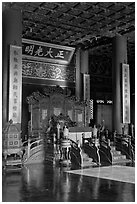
[2,162,135,202]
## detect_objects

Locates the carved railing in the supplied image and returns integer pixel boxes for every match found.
[114,134,135,162]
[22,139,44,163]
[99,143,112,165]
[69,139,82,167]
[82,137,113,165]
[82,138,100,165]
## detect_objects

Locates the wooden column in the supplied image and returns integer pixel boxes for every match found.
[75,49,90,102]
[75,48,82,101]
[81,50,89,74]
[2,6,22,128]
[81,49,90,101]
[81,50,90,126]
[112,35,127,133]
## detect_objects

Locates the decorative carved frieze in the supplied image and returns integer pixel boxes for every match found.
[43,85,71,96]
[22,60,75,82]
[89,57,112,76]
[26,95,38,105]
[26,91,46,104]
[26,85,87,107]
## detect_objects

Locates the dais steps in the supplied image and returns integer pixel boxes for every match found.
[110,144,131,165]
[81,150,98,168]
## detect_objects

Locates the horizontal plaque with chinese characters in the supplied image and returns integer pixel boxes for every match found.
[9,45,22,123]
[122,63,130,123]
[22,39,75,65]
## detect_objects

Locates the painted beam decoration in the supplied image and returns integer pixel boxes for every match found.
[122,63,130,123]
[22,39,75,65]
[9,45,22,123]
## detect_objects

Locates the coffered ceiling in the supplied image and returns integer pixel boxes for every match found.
[3,2,135,58]
[3,2,135,96]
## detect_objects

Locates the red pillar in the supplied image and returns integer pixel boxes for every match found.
[2,6,22,128]
[75,49,89,101]
[75,48,82,101]
[81,50,89,74]
[112,35,127,133]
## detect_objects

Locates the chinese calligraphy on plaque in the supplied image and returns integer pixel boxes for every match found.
[9,45,22,123]
[22,39,75,65]
[122,64,130,123]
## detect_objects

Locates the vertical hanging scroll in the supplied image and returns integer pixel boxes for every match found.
[122,63,130,123]
[9,45,22,123]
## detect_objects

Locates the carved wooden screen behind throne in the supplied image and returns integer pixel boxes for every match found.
[27,86,87,138]
[27,92,50,138]
[50,94,64,116]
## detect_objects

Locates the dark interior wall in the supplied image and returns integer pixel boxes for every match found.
[96,104,112,131]
[89,54,135,130]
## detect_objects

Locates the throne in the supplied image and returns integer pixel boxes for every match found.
[26,85,89,140]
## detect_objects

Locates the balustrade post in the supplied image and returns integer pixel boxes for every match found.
[53,133,56,144]
[113,130,117,145]
[106,129,108,140]
[108,140,111,147]
[98,130,101,146]
[56,144,61,160]
[82,133,85,146]
[96,146,101,166]
[128,135,132,158]
[27,139,31,158]
[95,138,98,147]
[57,123,60,142]
[130,123,134,138]
[60,139,71,166]
[128,136,131,146]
